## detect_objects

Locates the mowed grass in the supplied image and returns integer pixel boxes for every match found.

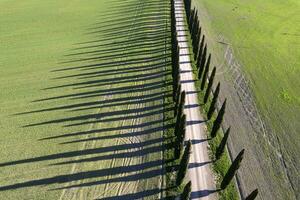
[193,0,299,196]
[0,0,172,199]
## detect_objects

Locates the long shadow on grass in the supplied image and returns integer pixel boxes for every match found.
[4,0,173,197]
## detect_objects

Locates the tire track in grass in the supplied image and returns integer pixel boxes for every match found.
[91,1,146,199]
[59,0,145,199]
[58,93,111,200]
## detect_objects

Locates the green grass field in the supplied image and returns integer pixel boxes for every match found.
[0,0,172,199]
[193,0,299,199]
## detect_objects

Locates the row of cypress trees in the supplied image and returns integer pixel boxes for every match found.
[170,2,193,199]
[171,0,191,199]
[179,0,259,199]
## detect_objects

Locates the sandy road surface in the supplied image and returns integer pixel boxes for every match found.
[174,0,217,199]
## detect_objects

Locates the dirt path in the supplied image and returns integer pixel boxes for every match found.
[174,0,217,199]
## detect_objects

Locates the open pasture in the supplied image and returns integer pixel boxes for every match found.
[0,0,172,199]
[194,0,299,199]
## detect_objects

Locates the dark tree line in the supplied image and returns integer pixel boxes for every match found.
[171,1,258,199]
[176,140,192,186]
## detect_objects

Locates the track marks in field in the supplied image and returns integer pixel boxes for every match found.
[0,0,171,199]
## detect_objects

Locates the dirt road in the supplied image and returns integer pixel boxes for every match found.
[174,0,217,199]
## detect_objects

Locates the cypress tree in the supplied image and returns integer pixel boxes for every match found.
[176,91,186,120]
[198,44,207,79]
[196,35,205,66]
[174,114,186,159]
[190,10,198,35]
[192,18,199,43]
[204,67,216,103]
[194,27,202,60]
[173,71,180,101]
[192,21,200,56]
[178,114,186,142]
[181,181,192,200]
[215,127,230,160]
[171,1,175,34]
[188,8,195,30]
[221,149,245,190]
[176,140,192,186]
[175,114,186,141]
[211,99,227,138]
[172,46,179,81]
[174,86,182,116]
[245,189,259,200]
[200,53,211,89]
[207,82,220,120]
[172,39,178,79]
[175,84,182,107]
[186,0,192,18]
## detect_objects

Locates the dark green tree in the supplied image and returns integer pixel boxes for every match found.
[196,35,205,66]
[207,82,220,120]
[245,189,259,200]
[200,53,211,89]
[204,67,216,103]
[221,149,245,190]
[173,72,180,101]
[194,27,202,60]
[198,44,207,78]
[191,10,198,35]
[176,140,192,186]
[188,8,195,30]
[172,41,179,81]
[215,127,230,160]
[181,181,192,200]
[192,18,199,43]
[211,99,227,138]
[175,84,182,107]
[176,91,186,120]
[175,89,185,120]
[174,114,186,159]
[184,0,192,19]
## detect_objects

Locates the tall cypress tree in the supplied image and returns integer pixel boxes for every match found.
[215,127,230,160]
[172,72,177,101]
[184,0,191,19]
[192,23,200,52]
[194,27,202,60]
[178,115,186,143]
[196,35,205,66]
[173,67,180,101]
[181,181,192,200]
[211,99,227,138]
[198,44,207,79]
[175,87,183,116]
[200,53,211,89]
[207,82,220,120]
[188,8,195,30]
[192,18,199,43]
[221,149,245,190]
[175,114,186,141]
[204,67,216,103]
[245,189,259,200]
[176,91,186,120]
[176,140,192,186]
[190,10,198,35]
[175,114,187,159]
[175,84,182,107]
[172,40,179,80]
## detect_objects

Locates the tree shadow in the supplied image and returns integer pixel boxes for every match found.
[3,0,174,198]
[190,189,220,199]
